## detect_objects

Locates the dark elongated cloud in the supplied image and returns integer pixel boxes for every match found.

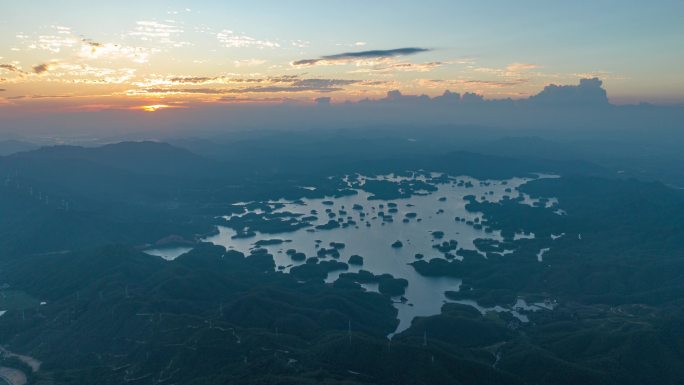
[464,79,529,87]
[33,63,51,74]
[323,47,429,60]
[292,47,430,66]
[230,85,345,93]
[5,94,72,100]
[229,78,361,93]
[135,86,347,94]
[290,78,357,88]
[140,88,225,94]
[1,64,26,74]
[29,94,73,99]
[166,75,301,85]
[2,62,54,76]
[131,77,361,96]
[82,38,103,48]
[168,76,221,84]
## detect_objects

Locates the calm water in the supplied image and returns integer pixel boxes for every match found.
[145,246,193,261]
[197,173,559,334]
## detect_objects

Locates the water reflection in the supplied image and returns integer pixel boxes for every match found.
[144,246,193,261]
[203,174,558,333]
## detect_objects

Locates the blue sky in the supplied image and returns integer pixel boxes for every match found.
[1,0,682,114]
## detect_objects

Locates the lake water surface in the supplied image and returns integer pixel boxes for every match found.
[197,173,559,333]
[146,173,560,333]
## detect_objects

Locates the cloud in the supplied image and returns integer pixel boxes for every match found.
[12,26,78,53]
[136,75,300,87]
[473,63,541,78]
[128,77,360,96]
[292,47,430,66]
[463,79,529,88]
[82,39,103,49]
[130,86,343,95]
[324,47,429,60]
[359,80,390,86]
[53,25,72,35]
[529,77,609,106]
[351,61,443,74]
[79,39,151,63]
[32,63,54,74]
[290,78,357,88]
[28,94,74,99]
[132,88,226,95]
[506,63,539,72]
[168,76,220,84]
[269,75,301,83]
[290,40,309,48]
[5,61,137,85]
[128,20,188,47]
[390,62,443,72]
[349,78,610,108]
[0,64,26,74]
[417,78,529,90]
[5,94,73,100]
[15,27,154,64]
[229,79,359,94]
[217,30,279,48]
[35,34,77,53]
[233,59,267,67]
[44,63,136,84]
[230,85,345,94]
[217,95,301,104]
[130,21,183,38]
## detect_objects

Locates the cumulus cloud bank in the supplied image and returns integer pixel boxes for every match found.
[529,78,609,107]
[3,78,682,139]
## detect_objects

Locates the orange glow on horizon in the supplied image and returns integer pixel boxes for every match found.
[140,104,171,112]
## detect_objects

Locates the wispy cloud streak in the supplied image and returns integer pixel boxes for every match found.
[292,47,430,66]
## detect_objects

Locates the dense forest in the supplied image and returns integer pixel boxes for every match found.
[1,131,684,384]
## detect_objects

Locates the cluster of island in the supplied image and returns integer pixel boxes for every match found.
[143,171,568,333]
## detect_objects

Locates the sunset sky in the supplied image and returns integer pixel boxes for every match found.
[1,0,683,115]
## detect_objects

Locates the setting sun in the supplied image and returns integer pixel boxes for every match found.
[140,104,170,112]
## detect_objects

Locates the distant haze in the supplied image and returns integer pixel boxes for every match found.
[1,78,682,141]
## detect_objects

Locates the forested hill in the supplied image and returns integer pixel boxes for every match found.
[1,134,684,384]
[0,139,603,256]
